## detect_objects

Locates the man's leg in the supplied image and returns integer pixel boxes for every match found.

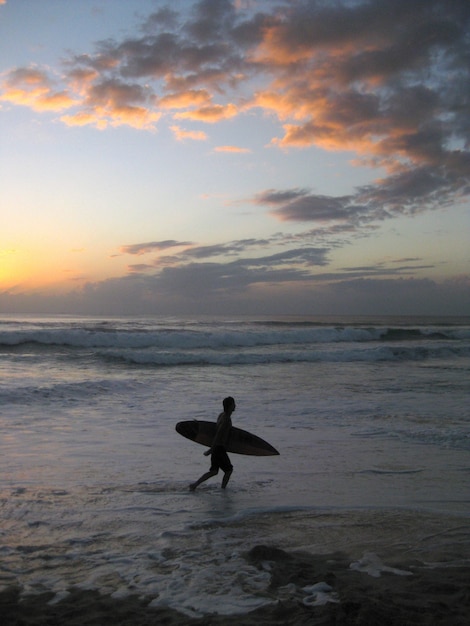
[189,469,218,491]
[220,451,233,489]
[221,469,232,489]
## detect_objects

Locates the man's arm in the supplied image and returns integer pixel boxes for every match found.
[204,413,230,455]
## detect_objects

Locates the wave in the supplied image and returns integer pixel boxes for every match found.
[0,379,136,406]
[0,324,468,351]
[359,468,425,475]
[101,343,470,367]
[0,319,469,369]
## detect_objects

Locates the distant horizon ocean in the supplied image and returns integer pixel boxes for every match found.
[1,313,469,622]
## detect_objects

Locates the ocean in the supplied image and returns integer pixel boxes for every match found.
[1,314,469,620]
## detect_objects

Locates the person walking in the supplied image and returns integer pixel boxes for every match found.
[189,396,235,491]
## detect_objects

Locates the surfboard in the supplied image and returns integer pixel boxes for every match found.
[175,420,279,456]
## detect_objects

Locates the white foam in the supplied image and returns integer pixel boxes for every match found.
[302,582,340,606]
[349,552,413,578]
[147,550,273,617]
[276,581,339,607]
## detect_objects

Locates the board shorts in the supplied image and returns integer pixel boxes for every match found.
[210,446,233,473]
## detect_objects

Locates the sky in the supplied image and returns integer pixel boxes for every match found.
[1,0,469,317]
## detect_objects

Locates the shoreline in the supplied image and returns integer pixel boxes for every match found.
[3,507,470,625]
[2,546,469,625]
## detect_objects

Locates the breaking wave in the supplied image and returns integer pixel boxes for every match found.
[0,318,469,367]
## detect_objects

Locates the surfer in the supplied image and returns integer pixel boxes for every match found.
[189,396,235,491]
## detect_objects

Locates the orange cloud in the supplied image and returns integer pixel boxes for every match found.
[81,79,160,129]
[214,145,251,153]
[61,111,107,129]
[250,28,313,66]
[174,103,238,123]
[34,90,76,111]
[170,125,207,141]
[0,67,75,111]
[65,107,159,131]
[243,4,463,178]
[67,67,100,94]
[59,76,161,129]
[158,89,212,109]
[105,105,161,130]
[272,121,372,153]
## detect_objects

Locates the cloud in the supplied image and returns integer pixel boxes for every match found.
[255,158,467,228]
[143,243,329,298]
[157,89,212,109]
[103,227,466,315]
[61,111,108,129]
[170,124,207,141]
[106,223,468,312]
[141,7,179,33]
[174,103,238,123]
[3,266,467,317]
[128,263,155,274]
[256,188,357,222]
[0,67,76,111]
[63,77,161,129]
[120,240,193,255]
[214,145,251,153]
[316,276,470,316]
[2,0,467,217]
[259,1,469,160]
[118,231,329,289]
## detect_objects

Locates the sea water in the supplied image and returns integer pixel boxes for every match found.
[0,314,469,616]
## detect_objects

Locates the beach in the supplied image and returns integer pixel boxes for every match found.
[1,315,469,623]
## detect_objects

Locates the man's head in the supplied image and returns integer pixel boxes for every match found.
[223,396,236,413]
